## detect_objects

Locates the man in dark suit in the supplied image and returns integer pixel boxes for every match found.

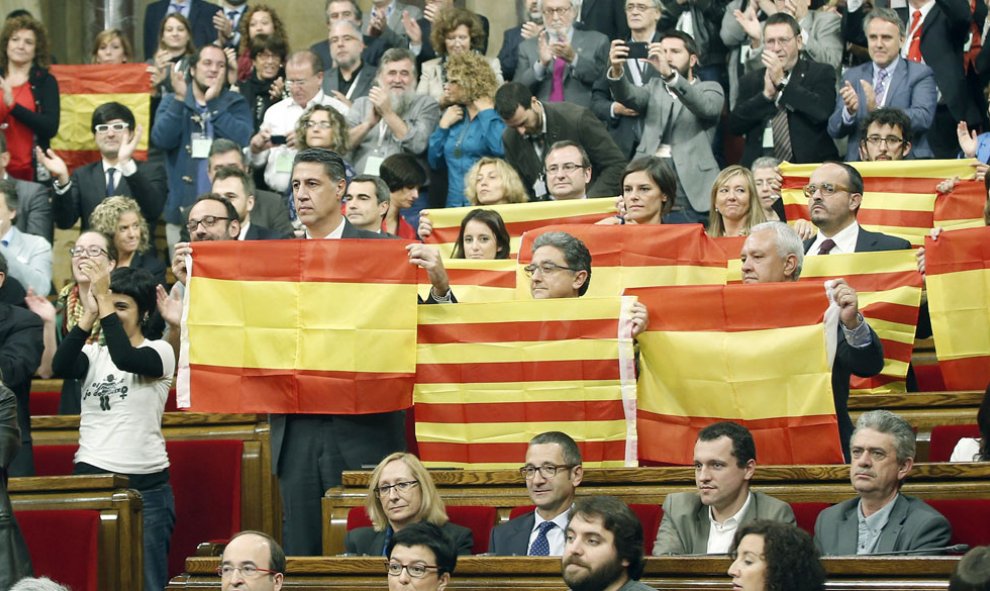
[312,0,396,69]
[728,13,838,167]
[322,20,378,107]
[143,0,220,60]
[489,431,584,556]
[44,102,167,233]
[815,410,951,555]
[577,0,630,41]
[828,8,937,161]
[495,82,626,200]
[207,139,295,237]
[0,252,43,477]
[211,166,286,240]
[499,0,545,82]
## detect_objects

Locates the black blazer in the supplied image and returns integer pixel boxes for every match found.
[54,160,167,230]
[578,0,630,41]
[0,303,43,448]
[0,384,33,587]
[729,57,839,167]
[489,511,535,556]
[802,227,912,254]
[243,223,287,241]
[322,64,378,102]
[345,521,474,556]
[498,26,525,83]
[143,0,219,60]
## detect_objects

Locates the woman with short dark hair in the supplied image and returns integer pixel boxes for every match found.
[728,520,825,591]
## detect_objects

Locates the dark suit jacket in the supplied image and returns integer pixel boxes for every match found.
[143,0,219,60]
[502,102,627,200]
[53,160,167,230]
[0,384,33,586]
[322,64,378,102]
[311,35,391,70]
[498,26,526,83]
[489,511,535,556]
[0,303,43,448]
[346,521,474,556]
[243,223,287,240]
[814,495,952,555]
[252,189,296,238]
[729,57,839,167]
[13,179,52,243]
[578,0,630,41]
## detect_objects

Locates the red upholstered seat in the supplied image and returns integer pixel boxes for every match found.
[167,439,243,578]
[924,499,990,549]
[790,502,831,536]
[345,505,497,554]
[165,388,178,412]
[33,444,76,476]
[505,503,663,554]
[929,424,981,463]
[17,509,100,591]
[347,506,373,530]
[29,391,60,416]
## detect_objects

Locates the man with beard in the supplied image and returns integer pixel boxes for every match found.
[607,31,722,224]
[562,496,656,591]
[322,20,377,107]
[498,0,545,82]
[346,48,440,177]
[857,108,914,162]
[212,166,287,240]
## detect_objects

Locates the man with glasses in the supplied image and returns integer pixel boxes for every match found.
[728,13,838,167]
[514,0,610,109]
[545,141,592,201]
[322,20,377,108]
[249,51,348,194]
[42,102,166,236]
[219,530,285,591]
[857,108,914,162]
[490,431,584,556]
[653,422,794,555]
[827,9,936,161]
[386,522,457,591]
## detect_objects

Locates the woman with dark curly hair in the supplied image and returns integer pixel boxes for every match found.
[418,7,502,103]
[0,15,59,182]
[728,520,825,591]
[231,4,288,83]
[428,51,505,208]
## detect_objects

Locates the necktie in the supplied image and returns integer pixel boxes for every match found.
[529,521,555,556]
[227,10,239,20]
[907,10,923,62]
[105,168,117,196]
[874,68,889,106]
[771,108,792,162]
[549,58,566,102]
[169,3,183,15]
[817,238,837,255]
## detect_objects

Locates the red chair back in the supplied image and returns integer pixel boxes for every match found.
[29,391,60,416]
[929,424,981,462]
[790,502,831,536]
[347,506,373,530]
[925,499,990,548]
[17,509,100,591]
[33,444,76,476]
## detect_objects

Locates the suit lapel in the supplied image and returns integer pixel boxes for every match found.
[510,513,536,555]
[694,501,711,550]
[875,496,907,553]
[88,162,107,196]
[884,61,908,106]
[839,501,860,555]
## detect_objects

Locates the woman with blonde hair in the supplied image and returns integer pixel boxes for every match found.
[91,29,133,64]
[708,165,767,237]
[344,452,473,556]
[465,157,529,206]
[90,196,166,286]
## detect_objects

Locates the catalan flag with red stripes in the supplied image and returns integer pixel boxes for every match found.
[924,226,990,390]
[629,283,844,465]
[728,250,923,393]
[781,160,976,246]
[50,64,151,171]
[414,297,639,468]
[516,224,730,298]
[933,174,988,231]
[423,200,616,257]
[417,259,516,303]
[177,240,419,413]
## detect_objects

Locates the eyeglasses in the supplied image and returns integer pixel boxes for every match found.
[306,120,333,129]
[94,122,129,134]
[764,36,795,48]
[375,480,419,497]
[519,464,574,479]
[186,215,230,232]
[69,246,109,258]
[216,565,279,578]
[625,2,655,12]
[802,183,850,198]
[546,162,585,175]
[385,561,439,578]
[543,6,572,16]
[523,261,578,277]
[864,135,904,148]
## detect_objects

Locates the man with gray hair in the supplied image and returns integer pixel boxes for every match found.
[814,410,951,555]
[9,579,70,591]
[343,174,391,233]
[323,20,378,106]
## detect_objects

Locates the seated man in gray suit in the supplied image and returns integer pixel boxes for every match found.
[653,422,795,555]
[489,431,584,556]
[814,410,952,555]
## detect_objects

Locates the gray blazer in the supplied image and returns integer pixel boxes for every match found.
[609,72,724,212]
[0,226,51,296]
[653,491,796,555]
[814,494,952,556]
[13,178,52,244]
[513,28,610,109]
[323,64,378,103]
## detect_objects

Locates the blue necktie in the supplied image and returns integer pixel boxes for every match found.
[529,521,555,556]
[169,3,183,15]
[105,168,117,196]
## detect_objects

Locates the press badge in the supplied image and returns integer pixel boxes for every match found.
[275,150,294,173]
[191,133,211,159]
[762,126,774,149]
[363,155,384,175]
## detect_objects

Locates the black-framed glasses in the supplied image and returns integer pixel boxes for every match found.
[864,135,904,148]
[519,464,575,479]
[186,215,230,232]
[543,6,572,16]
[94,122,129,134]
[216,565,279,578]
[375,480,419,497]
[523,261,578,277]
[802,183,850,198]
[546,162,585,175]
[69,246,109,258]
[385,560,439,578]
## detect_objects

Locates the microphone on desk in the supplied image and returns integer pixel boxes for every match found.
[867,544,970,556]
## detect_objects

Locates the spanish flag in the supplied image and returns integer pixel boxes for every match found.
[780,160,975,246]
[177,240,419,414]
[727,250,923,394]
[516,224,730,298]
[50,64,151,171]
[629,283,844,465]
[416,259,516,303]
[414,297,639,468]
[924,226,990,390]
[422,199,616,257]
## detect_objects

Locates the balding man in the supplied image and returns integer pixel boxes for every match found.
[220,530,285,591]
[323,20,378,106]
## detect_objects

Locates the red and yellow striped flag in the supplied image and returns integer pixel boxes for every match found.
[177,240,419,413]
[422,200,616,257]
[50,64,151,171]
[934,175,987,231]
[781,160,975,246]
[516,224,730,298]
[628,283,844,465]
[414,297,639,468]
[727,250,923,393]
[924,226,990,390]
[416,259,516,303]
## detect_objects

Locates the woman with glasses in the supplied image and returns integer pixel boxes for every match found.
[240,34,288,134]
[52,264,175,591]
[418,7,503,104]
[727,520,825,591]
[345,452,473,556]
[386,522,458,591]
[90,196,167,287]
[707,165,767,237]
